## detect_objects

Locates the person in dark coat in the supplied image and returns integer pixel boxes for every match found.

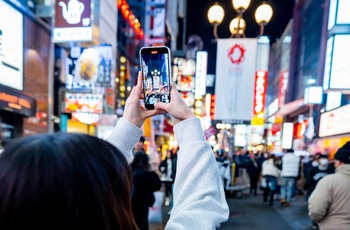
[243,151,262,196]
[130,151,162,230]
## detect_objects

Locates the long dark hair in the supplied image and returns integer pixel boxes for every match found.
[0,132,138,230]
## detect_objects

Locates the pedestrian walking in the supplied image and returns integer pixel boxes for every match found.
[261,153,281,205]
[308,142,350,230]
[280,148,300,207]
[159,150,174,206]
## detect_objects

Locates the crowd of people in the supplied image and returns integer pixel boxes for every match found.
[213,142,350,230]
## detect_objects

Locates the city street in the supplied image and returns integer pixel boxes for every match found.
[150,190,315,230]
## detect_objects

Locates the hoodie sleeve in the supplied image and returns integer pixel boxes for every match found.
[105,118,143,163]
[308,176,331,222]
[165,118,229,230]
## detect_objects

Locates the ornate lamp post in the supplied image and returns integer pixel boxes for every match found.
[207,0,273,39]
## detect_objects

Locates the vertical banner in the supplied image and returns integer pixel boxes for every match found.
[214,38,258,121]
[251,71,268,126]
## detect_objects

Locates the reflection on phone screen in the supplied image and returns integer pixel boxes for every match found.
[140,52,170,106]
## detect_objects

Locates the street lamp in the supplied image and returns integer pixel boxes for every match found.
[207,0,273,39]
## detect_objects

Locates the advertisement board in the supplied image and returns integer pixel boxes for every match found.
[319,104,350,137]
[65,93,103,113]
[66,45,112,87]
[323,35,350,92]
[53,0,92,42]
[0,1,23,90]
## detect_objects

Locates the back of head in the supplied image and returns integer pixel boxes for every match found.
[130,151,149,171]
[0,132,137,230]
[334,142,350,164]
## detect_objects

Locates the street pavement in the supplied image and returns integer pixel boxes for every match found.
[149,190,316,230]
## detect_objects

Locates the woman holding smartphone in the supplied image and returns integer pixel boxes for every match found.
[0,72,229,229]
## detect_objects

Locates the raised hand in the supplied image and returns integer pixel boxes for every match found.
[154,83,196,124]
[123,72,163,127]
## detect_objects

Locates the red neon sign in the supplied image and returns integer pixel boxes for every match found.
[253,71,268,116]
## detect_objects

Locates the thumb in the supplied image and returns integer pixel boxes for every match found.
[154,102,169,111]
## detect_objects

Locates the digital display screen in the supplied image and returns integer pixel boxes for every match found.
[140,47,171,107]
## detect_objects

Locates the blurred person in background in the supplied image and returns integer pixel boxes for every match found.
[0,72,229,229]
[280,149,300,207]
[130,151,162,230]
[261,153,281,205]
[159,150,175,206]
[308,142,350,230]
[133,136,146,154]
[304,154,333,229]
[243,151,262,196]
[215,148,231,192]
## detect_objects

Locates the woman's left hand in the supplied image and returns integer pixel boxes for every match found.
[123,71,164,128]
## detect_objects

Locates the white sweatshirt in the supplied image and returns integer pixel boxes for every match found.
[106,117,229,229]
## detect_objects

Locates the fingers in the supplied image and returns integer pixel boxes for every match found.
[134,71,143,95]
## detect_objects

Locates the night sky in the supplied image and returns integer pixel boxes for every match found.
[186,0,296,74]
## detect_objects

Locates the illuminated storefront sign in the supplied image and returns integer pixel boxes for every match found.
[319,104,350,137]
[281,122,293,149]
[328,0,350,30]
[323,35,350,92]
[278,71,288,108]
[326,91,342,111]
[251,71,267,126]
[52,0,92,42]
[0,1,24,90]
[0,86,35,117]
[65,93,103,113]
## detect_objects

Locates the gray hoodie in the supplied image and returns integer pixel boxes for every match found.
[308,164,350,230]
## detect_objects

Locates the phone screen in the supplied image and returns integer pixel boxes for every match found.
[140,46,171,110]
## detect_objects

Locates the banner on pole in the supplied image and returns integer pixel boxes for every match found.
[214,39,258,121]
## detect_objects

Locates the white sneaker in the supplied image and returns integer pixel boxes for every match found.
[165,197,170,206]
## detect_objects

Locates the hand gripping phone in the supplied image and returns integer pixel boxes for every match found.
[139,46,171,110]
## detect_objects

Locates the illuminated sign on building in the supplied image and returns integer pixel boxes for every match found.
[0,86,36,117]
[281,122,294,149]
[251,71,268,126]
[65,93,103,114]
[195,51,208,99]
[323,35,350,92]
[52,0,92,42]
[0,1,24,90]
[278,71,288,108]
[319,104,350,137]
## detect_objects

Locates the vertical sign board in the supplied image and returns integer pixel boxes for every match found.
[278,71,288,108]
[195,51,208,99]
[0,1,23,90]
[215,38,258,121]
[251,71,268,126]
[281,122,294,149]
[53,0,92,42]
[323,35,350,92]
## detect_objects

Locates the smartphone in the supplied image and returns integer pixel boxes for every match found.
[139,46,172,110]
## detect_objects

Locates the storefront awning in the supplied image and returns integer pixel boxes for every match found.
[268,98,309,120]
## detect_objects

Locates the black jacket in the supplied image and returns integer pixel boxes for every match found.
[131,169,161,230]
